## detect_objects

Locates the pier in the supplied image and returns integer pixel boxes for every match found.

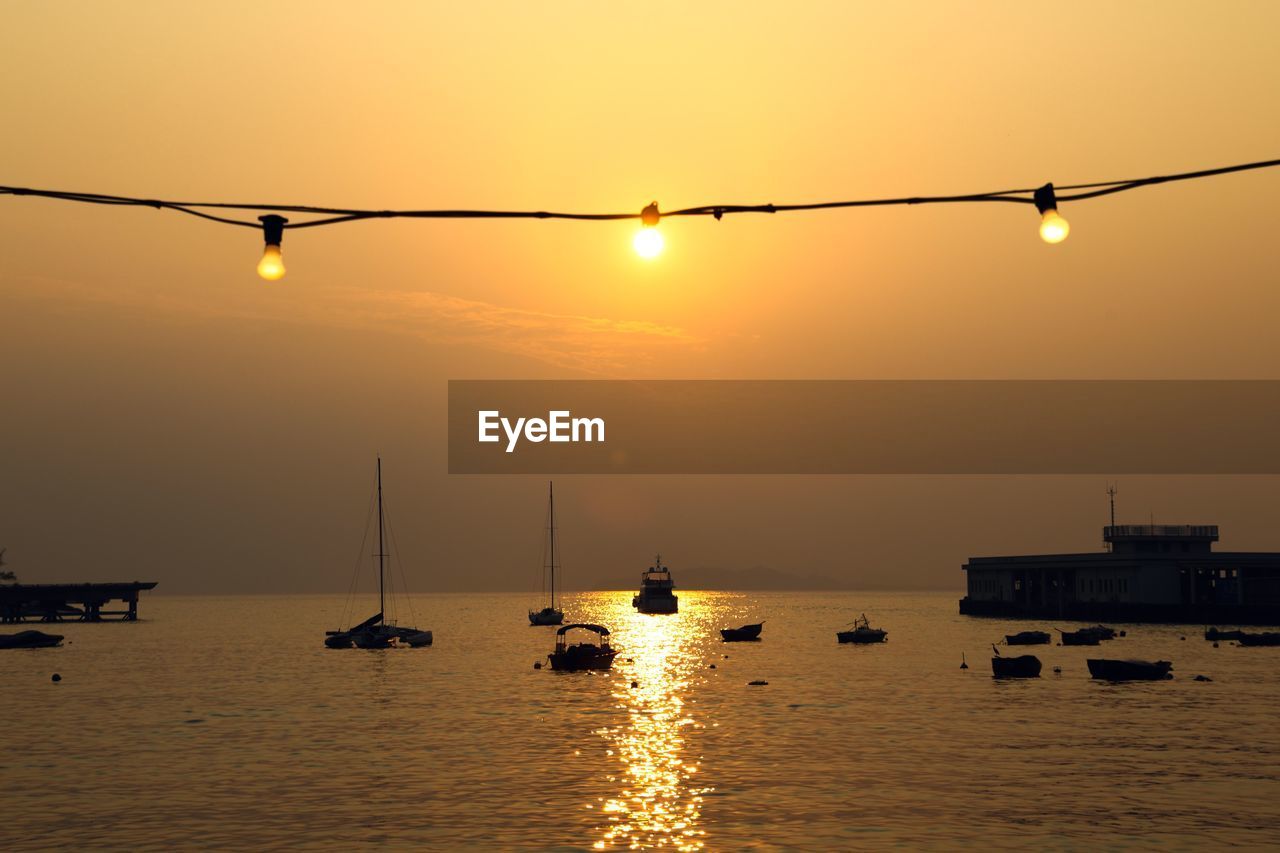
[0,582,158,623]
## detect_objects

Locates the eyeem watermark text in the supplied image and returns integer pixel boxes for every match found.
[477,410,606,453]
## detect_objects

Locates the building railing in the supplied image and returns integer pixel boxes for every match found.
[1104,524,1219,540]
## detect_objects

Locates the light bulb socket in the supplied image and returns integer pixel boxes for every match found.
[640,202,660,227]
[259,214,288,246]
[1033,183,1058,215]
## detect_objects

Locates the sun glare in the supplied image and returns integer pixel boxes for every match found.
[633,228,665,259]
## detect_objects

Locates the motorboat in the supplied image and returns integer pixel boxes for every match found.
[547,623,618,671]
[1087,658,1173,680]
[1005,630,1051,646]
[720,622,763,642]
[837,613,887,644]
[632,555,678,614]
[1204,627,1246,641]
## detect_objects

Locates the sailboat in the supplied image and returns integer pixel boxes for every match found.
[528,481,565,626]
[324,457,432,649]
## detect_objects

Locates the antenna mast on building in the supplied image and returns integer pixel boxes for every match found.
[1106,484,1118,552]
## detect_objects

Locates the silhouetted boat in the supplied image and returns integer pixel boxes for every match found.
[1005,630,1051,645]
[0,629,63,649]
[1087,658,1173,680]
[1059,628,1101,646]
[632,555,678,614]
[324,458,432,650]
[1081,624,1118,640]
[548,623,618,671]
[720,622,763,642]
[528,482,565,626]
[991,645,1041,678]
[1237,631,1280,647]
[837,613,887,644]
[1205,627,1246,641]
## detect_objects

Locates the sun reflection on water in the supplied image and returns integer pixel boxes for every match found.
[591,592,716,851]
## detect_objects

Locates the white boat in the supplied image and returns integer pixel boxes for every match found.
[528,481,565,626]
[632,555,678,614]
[324,457,432,649]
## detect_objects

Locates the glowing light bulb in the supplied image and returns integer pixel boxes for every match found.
[257,244,286,280]
[256,214,289,281]
[633,201,663,259]
[1033,182,1069,244]
[633,227,664,259]
[1039,210,1070,244]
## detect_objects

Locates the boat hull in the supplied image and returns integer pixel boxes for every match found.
[1060,631,1101,646]
[991,654,1041,678]
[548,645,618,671]
[633,595,678,614]
[1005,631,1050,646]
[837,629,887,644]
[1237,632,1280,646]
[1087,658,1173,680]
[0,630,63,649]
[720,623,763,642]
[529,607,565,626]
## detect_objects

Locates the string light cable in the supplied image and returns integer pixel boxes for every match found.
[2,157,1277,278]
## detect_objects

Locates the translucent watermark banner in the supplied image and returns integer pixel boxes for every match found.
[447,380,1280,474]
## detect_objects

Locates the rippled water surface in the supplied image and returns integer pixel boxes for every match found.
[4,591,1280,850]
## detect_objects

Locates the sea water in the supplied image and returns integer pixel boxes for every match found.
[2,591,1278,850]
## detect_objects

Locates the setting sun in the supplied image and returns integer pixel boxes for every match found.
[633,228,664,259]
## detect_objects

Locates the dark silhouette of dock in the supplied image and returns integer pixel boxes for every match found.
[0,582,158,623]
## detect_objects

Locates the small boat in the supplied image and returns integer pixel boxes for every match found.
[1081,624,1118,641]
[1205,627,1246,641]
[1087,658,1173,681]
[0,629,64,649]
[1059,628,1101,646]
[837,613,887,644]
[720,622,763,642]
[547,623,618,671]
[528,482,565,626]
[1005,630,1051,646]
[324,458,432,649]
[632,555,678,614]
[1237,631,1280,647]
[991,645,1041,678]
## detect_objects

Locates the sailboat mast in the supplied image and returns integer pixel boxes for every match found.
[377,456,385,619]
[548,481,556,608]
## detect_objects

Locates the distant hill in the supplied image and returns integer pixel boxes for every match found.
[673,565,847,591]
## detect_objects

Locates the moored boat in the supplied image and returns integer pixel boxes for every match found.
[1087,658,1173,680]
[323,458,432,649]
[548,623,618,671]
[0,629,64,649]
[528,482,565,626]
[720,622,763,642]
[632,555,678,614]
[837,613,887,644]
[1236,631,1280,647]
[991,646,1041,678]
[1205,626,1246,641]
[1059,628,1101,646]
[1005,630,1051,646]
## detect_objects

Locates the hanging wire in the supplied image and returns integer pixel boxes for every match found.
[2,157,1277,231]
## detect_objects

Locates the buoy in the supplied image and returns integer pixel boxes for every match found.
[960,653,968,670]
[630,681,638,688]
[1119,630,1127,637]
[1213,642,1220,648]
[709,664,717,669]
[626,658,634,663]
[51,673,61,683]
[533,661,542,669]
[1180,636,1187,641]
[723,654,729,659]
[1053,666,1062,674]
[1194,674,1212,682]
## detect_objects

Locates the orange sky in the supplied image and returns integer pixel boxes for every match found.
[2,2,1280,593]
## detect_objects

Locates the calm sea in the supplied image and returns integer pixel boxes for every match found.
[3,591,1279,850]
